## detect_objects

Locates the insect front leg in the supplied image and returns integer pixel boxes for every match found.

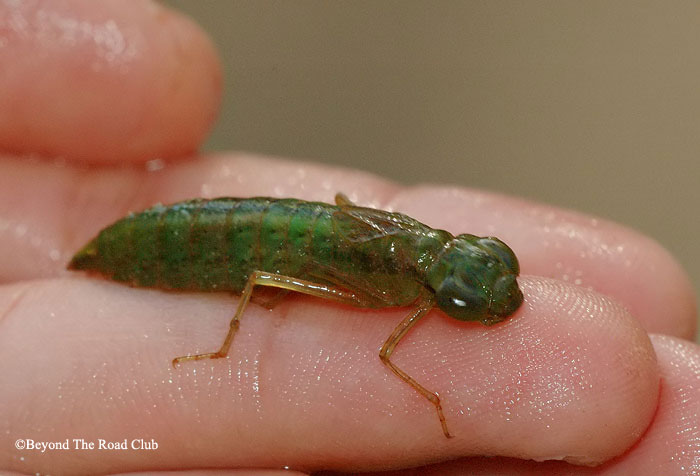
[379,293,454,438]
[172,271,370,367]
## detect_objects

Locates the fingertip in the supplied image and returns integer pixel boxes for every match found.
[391,186,697,339]
[447,276,660,466]
[0,0,222,163]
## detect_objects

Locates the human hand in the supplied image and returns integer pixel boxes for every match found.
[0,1,697,475]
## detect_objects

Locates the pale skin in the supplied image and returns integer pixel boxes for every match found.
[0,1,698,475]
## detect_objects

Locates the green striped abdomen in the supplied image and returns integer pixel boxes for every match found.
[69,197,448,305]
[74,198,307,291]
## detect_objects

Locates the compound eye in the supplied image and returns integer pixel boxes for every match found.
[435,276,488,322]
[476,237,520,274]
[489,274,524,318]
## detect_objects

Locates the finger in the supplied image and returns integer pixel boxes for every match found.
[0,153,695,337]
[390,187,697,338]
[0,153,395,281]
[0,0,221,163]
[597,334,700,475]
[358,334,700,475]
[0,276,658,474]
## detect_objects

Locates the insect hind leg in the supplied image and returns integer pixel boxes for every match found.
[172,270,368,367]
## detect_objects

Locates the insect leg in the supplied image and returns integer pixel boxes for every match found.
[250,289,291,310]
[379,293,454,438]
[172,271,371,367]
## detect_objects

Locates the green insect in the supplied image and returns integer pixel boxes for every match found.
[69,193,523,437]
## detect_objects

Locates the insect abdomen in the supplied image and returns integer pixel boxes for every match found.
[162,199,236,290]
[85,199,234,290]
[136,198,276,291]
[69,197,434,297]
[70,198,337,292]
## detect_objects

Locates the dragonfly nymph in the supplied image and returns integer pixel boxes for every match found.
[69,193,524,437]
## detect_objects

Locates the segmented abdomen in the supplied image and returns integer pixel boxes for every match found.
[72,196,448,307]
[88,198,334,291]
